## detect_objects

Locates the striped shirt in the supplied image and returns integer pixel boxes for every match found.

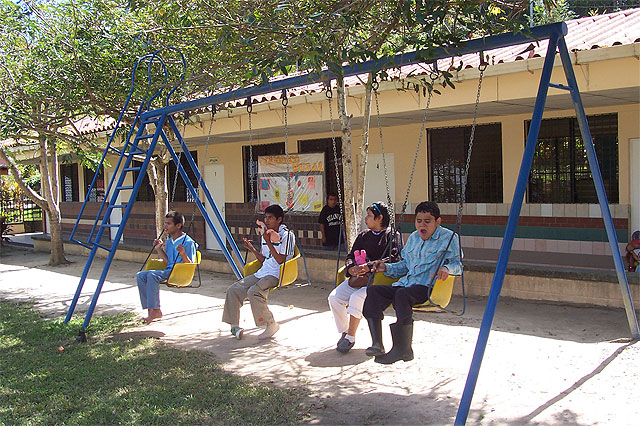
[254,224,296,279]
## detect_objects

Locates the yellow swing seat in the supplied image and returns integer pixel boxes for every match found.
[336,265,456,312]
[243,245,301,290]
[144,250,202,287]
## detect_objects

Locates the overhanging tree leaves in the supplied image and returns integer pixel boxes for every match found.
[138,0,536,246]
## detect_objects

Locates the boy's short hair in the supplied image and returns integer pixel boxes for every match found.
[415,201,440,219]
[367,201,390,228]
[265,204,285,220]
[165,211,184,226]
[327,192,338,199]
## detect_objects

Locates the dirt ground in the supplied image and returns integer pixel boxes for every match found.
[1,247,639,425]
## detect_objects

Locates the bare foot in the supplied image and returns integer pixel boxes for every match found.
[143,309,163,325]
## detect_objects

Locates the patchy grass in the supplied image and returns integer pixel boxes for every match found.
[0,301,306,425]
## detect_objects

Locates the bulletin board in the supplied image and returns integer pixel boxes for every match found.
[257,153,325,213]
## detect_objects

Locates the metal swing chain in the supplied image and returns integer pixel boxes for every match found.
[190,106,216,225]
[247,100,256,206]
[399,72,437,221]
[433,61,486,316]
[327,84,348,286]
[282,91,293,210]
[327,86,345,225]
[170,115,189,204]
[372,79,396,227]
[456,63,486,229]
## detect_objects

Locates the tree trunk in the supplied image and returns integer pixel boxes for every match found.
[47,205,67,265]
[49,137,60,205]
[335,75,357,249]
[38,136,68,265]
[148,155,168,237]
[357,74,374,220]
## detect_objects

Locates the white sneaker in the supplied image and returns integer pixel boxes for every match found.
[258,322,280,340]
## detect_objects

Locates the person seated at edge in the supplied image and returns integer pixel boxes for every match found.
[328,202,402,353]
[318,192,342,249]
[137,211,197,325]
[364,201,462,364]
[626,230,640,272]
[222,204,296,340]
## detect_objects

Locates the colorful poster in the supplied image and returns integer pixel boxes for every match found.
[257,153,325,213]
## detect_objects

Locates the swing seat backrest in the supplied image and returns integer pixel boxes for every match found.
[243,246,301,290]
[335,265,456,311]
[143,251,201,287]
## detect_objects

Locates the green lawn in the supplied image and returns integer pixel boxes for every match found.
[0,301,306,425]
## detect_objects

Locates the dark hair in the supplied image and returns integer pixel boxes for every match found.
[327,192,338,199]
[415,201,440,219]
[367,201,390,228]
[165,211,184,226]
[264,204,285,221]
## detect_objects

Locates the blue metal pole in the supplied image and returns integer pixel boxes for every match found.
[69,52,165,246]
[166,116,245,269]
[139,23,567,121]
[161,122,244,279]
[64,244,100,323]
[557,37,640,338]
[80,117,165,330]
[83,104,146,246]
[454,32,561,425]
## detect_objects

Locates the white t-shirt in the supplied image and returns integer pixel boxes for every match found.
[254,224,296,279]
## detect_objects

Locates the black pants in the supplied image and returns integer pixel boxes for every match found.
[363,285,431,325]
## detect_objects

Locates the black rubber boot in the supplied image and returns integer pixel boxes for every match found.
[374,323,414,364]
[365,318,385,357]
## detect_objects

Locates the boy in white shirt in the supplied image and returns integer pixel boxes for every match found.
[222,204,296,340]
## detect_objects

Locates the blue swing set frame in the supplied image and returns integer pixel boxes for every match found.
[65,21,639,425]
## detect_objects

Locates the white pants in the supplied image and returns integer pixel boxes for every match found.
[327,279,368,334]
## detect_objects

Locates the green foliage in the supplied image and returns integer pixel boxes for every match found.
[532,0,577,24]
[0,301,307,425]
[17,165,41,190]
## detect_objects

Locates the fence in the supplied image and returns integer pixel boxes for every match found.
[0,191,44,231]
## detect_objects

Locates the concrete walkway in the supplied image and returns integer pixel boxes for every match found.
[1,247,638,425]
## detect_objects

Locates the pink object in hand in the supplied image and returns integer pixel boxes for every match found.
[354,249,367,265]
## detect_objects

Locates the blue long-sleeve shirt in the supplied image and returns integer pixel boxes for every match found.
[384,226,462,287]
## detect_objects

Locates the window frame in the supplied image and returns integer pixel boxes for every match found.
[428,122,503,203]
[526,113,618,204]
[60,163,79,202]
[242,142,285,203]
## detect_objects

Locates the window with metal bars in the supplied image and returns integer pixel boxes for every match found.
[83,166,105,202]
[168,151,199,202]
[133,151,199,202]
[242,142,285,203]
[428,123,503,203]
[60,164,79,202]
[527,114,618,203]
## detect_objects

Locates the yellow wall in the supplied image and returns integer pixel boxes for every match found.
[77,48,639,209]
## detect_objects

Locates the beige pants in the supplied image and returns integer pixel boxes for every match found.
[222,274,279,327]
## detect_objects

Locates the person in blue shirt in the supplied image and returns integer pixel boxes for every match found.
[137,211,197,324]
[364,201,462,364]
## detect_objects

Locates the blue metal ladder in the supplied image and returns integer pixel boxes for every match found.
[64,51,245,341]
